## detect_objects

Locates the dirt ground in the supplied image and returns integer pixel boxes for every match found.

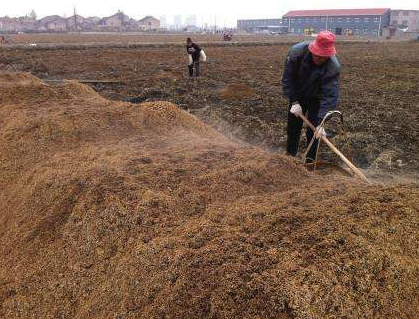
[1,73,418,319]
[1,33,309,47]
[1,40,418,177]
[2,33,368,45]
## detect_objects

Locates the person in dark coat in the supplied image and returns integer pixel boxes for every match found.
[186,37,206,77]
[282,31,341,161]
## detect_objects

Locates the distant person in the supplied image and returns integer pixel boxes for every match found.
[282,31,341,162]
[186,37,206,77]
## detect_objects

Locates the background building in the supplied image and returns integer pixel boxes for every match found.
[45,17,67,31]
[237,18,287,33]
[0,12,161,33]
[282,8,391,36]
[66,15,85,31]
[0,17,23,32]
[84,17,101,30]
[0,16,36,32]
[390,10,419,31]
[36,15,62,31]
[99,11,129,30]
[138,16,160,30]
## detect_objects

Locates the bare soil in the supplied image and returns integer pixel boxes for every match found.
[4,33,308,45]
[0,73,418,319]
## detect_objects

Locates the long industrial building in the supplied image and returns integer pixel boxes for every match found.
[390,10,419,31]
[282,8,390,36]
[237,8,393,36]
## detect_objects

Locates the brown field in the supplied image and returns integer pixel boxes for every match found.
[0,38,418,319]
[3,32,386,46]
[2,39,418,174]
[4,33,307,45]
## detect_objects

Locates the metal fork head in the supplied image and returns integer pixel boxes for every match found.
[321,110,344,127]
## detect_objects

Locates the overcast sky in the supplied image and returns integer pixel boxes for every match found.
[1,0,418,26]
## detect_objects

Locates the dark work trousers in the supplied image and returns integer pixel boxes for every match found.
[286,101,321,161]
[188,61,200,77]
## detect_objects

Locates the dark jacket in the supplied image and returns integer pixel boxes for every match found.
[186,43,202,62]
[282,41,341,120]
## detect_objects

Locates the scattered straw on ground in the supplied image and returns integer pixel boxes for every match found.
[0,73,418,319]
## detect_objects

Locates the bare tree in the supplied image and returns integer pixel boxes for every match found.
[29,9,37,20]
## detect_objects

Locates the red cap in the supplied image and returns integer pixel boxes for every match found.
[308,31,337,57]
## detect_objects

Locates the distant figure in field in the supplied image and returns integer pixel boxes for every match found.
[282,31,341,161]
[0,36,5,44]
[186,37,206,77]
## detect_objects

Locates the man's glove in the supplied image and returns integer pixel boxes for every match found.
[290,103,302,117]
[315,126,327,139]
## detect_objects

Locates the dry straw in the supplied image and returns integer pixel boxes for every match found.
[0,73,418,319]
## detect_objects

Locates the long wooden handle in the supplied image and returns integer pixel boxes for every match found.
[299,114,372,184]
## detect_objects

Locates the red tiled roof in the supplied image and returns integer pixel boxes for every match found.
[283,8,390,18]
